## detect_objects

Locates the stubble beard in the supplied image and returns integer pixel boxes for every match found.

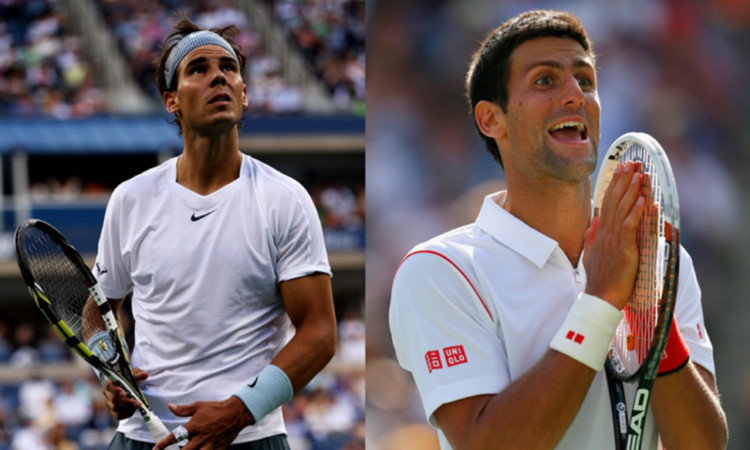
[537,137,599,183]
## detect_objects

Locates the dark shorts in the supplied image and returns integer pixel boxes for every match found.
[108,432,290,450]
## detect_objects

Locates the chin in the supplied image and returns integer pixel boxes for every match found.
[542,152,597,182]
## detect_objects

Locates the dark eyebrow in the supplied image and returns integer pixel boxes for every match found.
[524,59,595,74]
[183,56,207,72]
[218,56,238,66]
[183,55,238,71]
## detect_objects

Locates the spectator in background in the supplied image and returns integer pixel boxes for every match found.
[0,321,12,363]
[48,422,79,450]
[17,371,55,425]
[9,322,41,368]
[53,379,93,440]
[337,310,365,365]
[319,183,360,229]
[10,416,47,450]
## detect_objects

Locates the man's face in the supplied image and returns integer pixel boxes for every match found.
[165,45,248,135]
[502,36,600,182]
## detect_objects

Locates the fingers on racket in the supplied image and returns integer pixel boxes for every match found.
[603,162,642,229]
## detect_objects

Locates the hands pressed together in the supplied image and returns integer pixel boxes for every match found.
[583,161,648,310]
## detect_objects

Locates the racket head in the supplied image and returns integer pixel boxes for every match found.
[594,133,680,382]
[14,220,145,397]
[15,219,107,356]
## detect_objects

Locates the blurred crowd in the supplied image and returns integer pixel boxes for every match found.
[264,0,365,114]
[366,0,750,449]
[0,0,365,117]
[312,180,365,231]
[0,313,364,450]
[0,0,107,118]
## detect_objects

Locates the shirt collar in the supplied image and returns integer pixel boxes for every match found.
[475,191,559,268]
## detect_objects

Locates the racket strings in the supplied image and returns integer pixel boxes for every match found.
[21,228,107,343]
[611,144,665,376]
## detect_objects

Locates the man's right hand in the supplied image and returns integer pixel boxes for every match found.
[103,367,148,420]
[583,161,647,310]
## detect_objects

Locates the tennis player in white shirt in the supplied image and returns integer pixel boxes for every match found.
[94,18,336,450]
[389,10,727,450]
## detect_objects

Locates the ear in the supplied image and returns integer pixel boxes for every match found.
[163,91,179,114]
[241,84,248,109]
[474,100,507,140]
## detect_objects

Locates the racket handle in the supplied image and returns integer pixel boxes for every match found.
[142,409,180,450]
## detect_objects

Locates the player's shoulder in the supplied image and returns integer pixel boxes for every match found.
[112,157,174,198]
[242,154,308,198]
[107,158,174,207]
[397,224,483,278]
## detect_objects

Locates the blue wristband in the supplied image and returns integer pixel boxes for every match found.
[87,331,116,363]
[233,365,293,422]
[86,331,131,385]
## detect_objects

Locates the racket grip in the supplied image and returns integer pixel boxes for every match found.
[142,409,180,450]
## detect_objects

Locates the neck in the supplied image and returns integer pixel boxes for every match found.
[502,175,591,267]
[177,130,242,195]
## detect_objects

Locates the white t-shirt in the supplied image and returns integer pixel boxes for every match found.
[95,154,331,443]
[389,191,714,450]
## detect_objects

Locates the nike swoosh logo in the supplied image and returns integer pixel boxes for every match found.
[248,378,258,388]
[190,210,216,222]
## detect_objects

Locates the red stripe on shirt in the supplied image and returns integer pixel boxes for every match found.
[397,250,493,321]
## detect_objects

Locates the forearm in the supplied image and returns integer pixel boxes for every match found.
[229,298,336,428]
[651,363,728,449]
[273,273,337,392]
[438,350,596,450]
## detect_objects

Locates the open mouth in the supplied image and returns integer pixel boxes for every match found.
[208,93,231,104]
[548,120,588,143]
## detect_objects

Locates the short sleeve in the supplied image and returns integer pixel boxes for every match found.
[389,250,507,426]
[674,246,715,375]
[274,184,331,282]
[94,187,132,299]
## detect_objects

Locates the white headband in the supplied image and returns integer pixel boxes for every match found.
[164,30,239,89]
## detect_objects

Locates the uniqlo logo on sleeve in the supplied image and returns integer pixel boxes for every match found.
[443,345,468,367]
[565,330,585,344]
[425,350,443,373]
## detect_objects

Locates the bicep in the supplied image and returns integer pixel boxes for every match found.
[433,394,493,449]
[279,273,335,329]
[389,252,508,424]
[695,363,719,396]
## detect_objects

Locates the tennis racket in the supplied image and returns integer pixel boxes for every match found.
[593,132,680,450]
[14,219,179,449]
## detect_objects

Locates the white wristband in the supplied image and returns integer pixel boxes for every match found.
[549,293,623,371]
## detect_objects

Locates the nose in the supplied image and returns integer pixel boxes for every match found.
[209,65,227,86]
[561,75,584,107]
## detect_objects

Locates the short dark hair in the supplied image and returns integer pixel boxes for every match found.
[465,10,595,168]
[155,16,248,135]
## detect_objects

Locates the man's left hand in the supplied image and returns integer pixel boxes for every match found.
[153,396,255,450]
